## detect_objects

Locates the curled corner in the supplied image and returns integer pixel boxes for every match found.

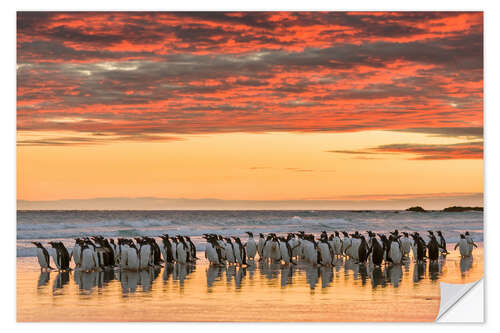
[436,278,484,322]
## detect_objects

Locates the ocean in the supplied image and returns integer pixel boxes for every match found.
[16,210,483,258]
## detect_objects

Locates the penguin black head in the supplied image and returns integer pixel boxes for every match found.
[259,233,264,238]
[403,232,409,237]
[465,231,470,236]
[437,231,443,236]
[246,232,253,237]
[460,234,465,239]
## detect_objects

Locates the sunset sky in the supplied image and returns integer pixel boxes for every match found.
[16,11,483,210]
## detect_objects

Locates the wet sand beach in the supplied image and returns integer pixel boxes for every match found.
[17,245,483,322]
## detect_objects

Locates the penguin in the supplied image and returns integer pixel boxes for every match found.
[49,241,71,270]
[332,231,342,258]
[389,235,402,265]
[204,236,223,265]
[79,243,97,272]
[32,242,53,271]
[288,233,300,259]
[160,234,175,263]
[233,237,247,266]
[427,234,439,262]
[400,232,412,258]
[138,238,152,269]
[245,232,257,260]
[369,235,384,267]
[357,235,369,264]
[72,239,82,268]
[176,236,189,264]
[257,233,266,260]
[411,233,426,263]
[350,232,361,261]
[317,238,333,266]
[342,232,352,258]
[216,235,226,261]
[185,236,197,261]
[465,232,477,256]
[436,231,449,255]
[278,236,297,265]
[224,237,236,264]
[270,235,282,262]
[378,234,391,263]
[262,235,273,262]
[455,234,470,258]
[125,242,140,271]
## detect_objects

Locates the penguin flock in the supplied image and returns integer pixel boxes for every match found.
[32,230,479,272]
[33,234,197,272]
[202,229,477,268]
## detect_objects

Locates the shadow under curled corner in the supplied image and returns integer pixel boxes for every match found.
[436,278,484,322]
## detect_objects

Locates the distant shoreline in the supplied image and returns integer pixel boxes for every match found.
[16,208,484,212]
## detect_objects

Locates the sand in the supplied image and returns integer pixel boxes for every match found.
[17,245,483,322]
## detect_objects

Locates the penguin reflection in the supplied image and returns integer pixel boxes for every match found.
[173,263,194,287]
[120,270,140,294]
[428,261,441,281]
[320,266,333,288]
[305,265,319,290]
[53,271,71,293]
[206,265,225,288]
[358,264,368,286]
[460,256,473,276]
[74,271,99,292]
[386,264,402,288]
[369,266,386,289]
[413,262,426,283]
[234,267,246,289]
[37,271,50,288]
[162,263,174,282]
[280,265,294,287]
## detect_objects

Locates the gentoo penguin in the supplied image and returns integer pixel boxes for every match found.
[350,232,361,261]
[204,236,223,265]
[288,233,300,259]
[79,243,97,272]
[436,231,449,255]
[32,242,53,271]
[278,236,296,265]
[465,232,477,256]
[389,235,402,265]
[138,238,152,269]
[342,232,352,258]
[72,239,82,268]
[455,234,470,258]
[216,235,226,261]
[400,232,412,258]
[357,235,369,264]
[411,233,426,263]
[332,231,342,258]
[160,234,175,263]
[185,236,197,261]
[49,241,71,270]
[427,234,439,262]
[317,238,333,266]
[125,242,140,271]
[224,237,236,264]
[257,233,266,260]
[270,235,282,262]
[232,237,247,266]
[262,235,273,262]
[146,236,163,267]
[378,234,391,263]
[369,235,384,267]
[176,236,189,264]
[245,232,257,260]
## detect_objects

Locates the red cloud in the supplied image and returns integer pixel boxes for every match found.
[17,12,483,150]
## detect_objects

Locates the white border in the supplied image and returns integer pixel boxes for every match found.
[3,0,499,331]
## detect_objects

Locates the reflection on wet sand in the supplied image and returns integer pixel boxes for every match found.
[35,254,462,296]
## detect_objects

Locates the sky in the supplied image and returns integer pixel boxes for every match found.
[16,11,483,210]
